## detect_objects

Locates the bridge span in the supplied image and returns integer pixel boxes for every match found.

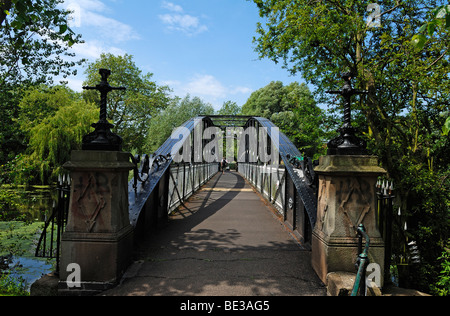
[103,170,325,296]
[40,70,389,297]
[49,113,386,297]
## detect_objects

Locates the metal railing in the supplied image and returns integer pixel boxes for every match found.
[168,162,218,214]
[35,175,70,274]
[376,179,419,288]
[238,163,286,214]
[351,224,371,296]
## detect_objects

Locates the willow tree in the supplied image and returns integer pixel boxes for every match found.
[0,0,84,168]
[27,98,98,184]
[252,0,449,293]
[7,85,98,185]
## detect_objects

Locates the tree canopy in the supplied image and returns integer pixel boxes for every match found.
[252,0,449,294]
[83,53,172,153]
[145,95,215,153]
[1,85,98,184]
[242,81,331,158]
[0,0,83,86]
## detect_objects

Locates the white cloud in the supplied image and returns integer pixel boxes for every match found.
[83,11,140,43]
[159,2,208,36]
[185,74,228,98]
[161,1,184,13]
[63,78,86,92]
[62,0,139,43]
[66,0,109,13]
[166,74,252,109]
[230,86,253,95]
[71,40,127,60]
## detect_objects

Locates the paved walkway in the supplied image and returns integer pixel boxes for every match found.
[102,171,326,296]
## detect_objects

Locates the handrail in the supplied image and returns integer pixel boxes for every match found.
[35,176,70,275]
[351,224,371,296]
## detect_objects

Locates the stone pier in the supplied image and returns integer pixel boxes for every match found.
[59,150,134,295]
[311,155,386,286]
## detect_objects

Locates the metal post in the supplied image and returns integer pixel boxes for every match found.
[326,72,368,155]
[352,224,371,296]
[82,69,126,151]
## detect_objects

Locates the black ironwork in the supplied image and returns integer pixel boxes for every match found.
[327,72,368,155]
[352,224,371,296]
[127,115,318,243]
[376,180,394,285]
[376,179,420,288]
[251,117,318,229]
[82,69,126,151]
[35,175,71,275]
[128,117,216,228]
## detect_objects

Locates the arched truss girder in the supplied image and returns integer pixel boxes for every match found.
[128,115,317,230]
[128,116,215,226]
[247,117,318,229]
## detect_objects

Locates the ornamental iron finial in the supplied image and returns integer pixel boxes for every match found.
[82,69,126,151]
[326,72,368,155]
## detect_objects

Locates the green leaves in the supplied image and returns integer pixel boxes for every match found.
[411,34,427,50]
[412,4,450,50]
[0,0,83,86]
[84,53,172,153]
[443,117,450,136]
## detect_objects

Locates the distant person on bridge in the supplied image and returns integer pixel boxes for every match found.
[220,158,228,174]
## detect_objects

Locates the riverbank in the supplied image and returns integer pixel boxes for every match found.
[0,221,55,295]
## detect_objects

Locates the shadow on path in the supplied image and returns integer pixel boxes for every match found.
[102,171,326,296]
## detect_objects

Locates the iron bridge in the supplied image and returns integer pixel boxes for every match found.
[128,115,318,245]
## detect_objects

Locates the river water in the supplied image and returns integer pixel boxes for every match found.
[0,185,56,293]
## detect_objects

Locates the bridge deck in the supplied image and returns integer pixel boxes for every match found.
[103,171,326,296]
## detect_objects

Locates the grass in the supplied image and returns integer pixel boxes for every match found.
[0,273,29,296]
[0,221,44,257]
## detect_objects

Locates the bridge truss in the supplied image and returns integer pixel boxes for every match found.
[128,116,318,244]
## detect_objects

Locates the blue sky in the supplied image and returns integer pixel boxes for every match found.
[60,0,306,111]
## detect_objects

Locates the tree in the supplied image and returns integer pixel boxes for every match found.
[3,85,98,185]
[242,81,285,118]
[0,0,83,86]
[252,0,449,292]
[18,85,78,134]
[83,53,172,153]
[217,101,241,116]
[0,0,84,168]
[27,98,99,184]
[242,81,329,158]
[145,95,215,153]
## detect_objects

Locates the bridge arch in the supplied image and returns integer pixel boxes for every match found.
[129,115,318,244]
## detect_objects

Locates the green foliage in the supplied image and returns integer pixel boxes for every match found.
[27,98,99,184]
[0,273,29,296]
[145,95,215,153]
[0,85,27,167]
[0,221,43,257]
[242,81,330,158]
[444,117,450,136]
[0,0,84,86]
[1,84,99,185]
[18,85,78,134]
[0,190,21,221]
[412,5,450,50]
[83,53,172,153]
[217,101,241,116]
[431,250,450,296]
[252,0,450,293]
